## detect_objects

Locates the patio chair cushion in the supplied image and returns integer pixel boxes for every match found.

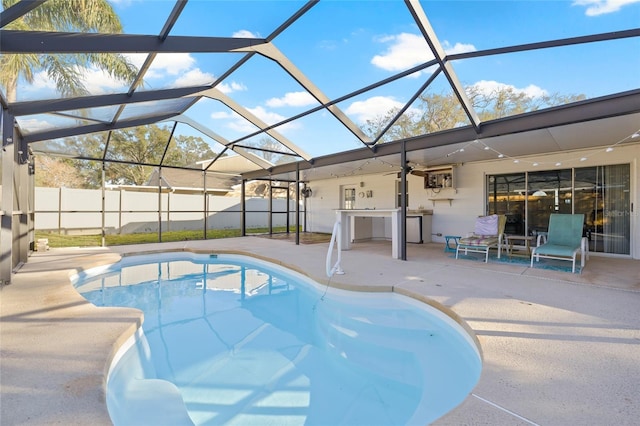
[458,235,499,246]
[456,214,506,263]
[533,243,580,257]
[474,214,499,235]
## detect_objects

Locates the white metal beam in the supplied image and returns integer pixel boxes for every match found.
[170,114,275,170]
[200,87,312,161]
[406,0,481,131]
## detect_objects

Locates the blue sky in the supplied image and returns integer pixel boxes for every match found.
[14,0,640,160]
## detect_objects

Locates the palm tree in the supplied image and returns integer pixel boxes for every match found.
[0,0,138,102]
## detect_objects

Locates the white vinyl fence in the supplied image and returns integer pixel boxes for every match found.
[35,187,302,235]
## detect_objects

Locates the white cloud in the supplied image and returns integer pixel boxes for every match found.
[210,106,298,135]
[470,80,548,98]
[227,119,259,134]
[233,29,259,38]
[82,72,123,94]
[25,66,127,97]
[371,33,433,71]
[317,39,338,50]
[248,106,299,132]
[17,117,55,133]
[18,48,248,100]
[371,33,476,75]
[441,41,476,55]
[218,81,247,94]
[572,0,640,16]
[124,52,195,80]
[345,96,406,124]
[124,53,147,69]
[210,111,235,120]
[210,110,256,134]
[265,91,316,107]
[247,106,286,125]
[25,71,57,91]
[127,53,247,93]
[149,53,195,76]
[172,69,215,87]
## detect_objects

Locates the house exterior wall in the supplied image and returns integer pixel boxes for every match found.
[305,144,639,259]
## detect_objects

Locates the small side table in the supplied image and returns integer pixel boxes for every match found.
[506,235,535,257]
[444,235,461,253]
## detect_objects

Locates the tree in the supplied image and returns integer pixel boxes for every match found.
[362,85,586,143]
[468,86,586,121]
[34,155,85,188]
[104,124,216,185]
[415,92,468,133]
[364,93,468,143]
[362,107,416,143]
[0,0,138,102]
[34,125,218,187]
[163,134,218,168]
[252,137,294,165]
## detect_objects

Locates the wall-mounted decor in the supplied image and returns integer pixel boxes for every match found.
[424,166,456,189]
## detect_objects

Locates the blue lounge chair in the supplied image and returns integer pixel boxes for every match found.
[530,214,588,273]
[456,214,507,262]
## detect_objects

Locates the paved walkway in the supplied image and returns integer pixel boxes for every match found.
[1,238,639,425]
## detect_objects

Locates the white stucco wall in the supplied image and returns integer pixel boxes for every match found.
[305,144,639,259]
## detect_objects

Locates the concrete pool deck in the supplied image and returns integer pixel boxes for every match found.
[1,237,639,425]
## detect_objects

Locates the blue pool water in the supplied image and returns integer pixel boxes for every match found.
[73,252,481,426]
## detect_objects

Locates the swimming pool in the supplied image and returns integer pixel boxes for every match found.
[74,252,481,425]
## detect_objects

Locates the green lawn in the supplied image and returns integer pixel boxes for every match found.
[36,227,299,248]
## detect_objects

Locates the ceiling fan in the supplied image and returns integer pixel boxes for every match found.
[384,162,429,177]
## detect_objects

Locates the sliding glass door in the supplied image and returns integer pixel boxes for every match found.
[487,173,526,235]
[526,169,573,236]
[574,164,630,255]
[487,163,630,255]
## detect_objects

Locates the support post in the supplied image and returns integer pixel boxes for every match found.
[158,167,162,243]
[241,179,246,236]
[166,190,171,232]
[1,110,15,283]
[203,171,207,239]
[295,164,300,245]
[57,187,62,234]
[27,149,35,252]
[400,141,407,260]
[17,139,29,264]
[118,188,122,234]
[101,163,106,247]
[268,179,273,235]
[286,181,291,234]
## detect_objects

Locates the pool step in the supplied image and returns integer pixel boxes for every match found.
[110,379,194,426]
